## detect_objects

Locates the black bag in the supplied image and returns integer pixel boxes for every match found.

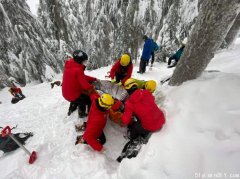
[0,133,33,153]
[11,97,20,104]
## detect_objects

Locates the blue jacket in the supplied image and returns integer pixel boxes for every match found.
[141,38,156,61]
[170,46,185,62]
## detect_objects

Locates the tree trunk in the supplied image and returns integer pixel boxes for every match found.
[169,0,240,86]
[225,13,240,47]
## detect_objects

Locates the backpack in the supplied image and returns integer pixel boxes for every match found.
[153,41,160,51]
[0,132,33,153]
[11,97,20,104]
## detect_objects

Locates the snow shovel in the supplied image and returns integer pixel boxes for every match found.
[1,126,37,164]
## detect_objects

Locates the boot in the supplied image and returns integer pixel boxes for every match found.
[75,135,85,145]
[75,122,87,132]
[78,106,87,118]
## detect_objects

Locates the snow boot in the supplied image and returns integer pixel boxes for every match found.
[167,61,177,68]
[78,107,88,118]
[75,135,86,145]
[75,122,87,132]
[68,102,78,116]
[117,137,144,162]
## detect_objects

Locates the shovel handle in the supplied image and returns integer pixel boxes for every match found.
[1,126,11,137]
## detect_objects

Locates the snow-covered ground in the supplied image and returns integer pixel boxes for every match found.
[0,40,240,179]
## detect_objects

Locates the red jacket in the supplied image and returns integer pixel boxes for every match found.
[109,60,133,84]
[10,87,22,96]
[62,58,96,102]
[122,89,165,132]
[83,94,108,151]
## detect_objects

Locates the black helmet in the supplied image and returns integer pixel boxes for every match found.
[143,35,148,40]
[72,50,88,63]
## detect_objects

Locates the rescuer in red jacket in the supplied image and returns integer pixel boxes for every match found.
[75,93,115,152]
[109,54,133,86]
[62,50,98,117]
[115,82,165,162]
[122,81,165,140]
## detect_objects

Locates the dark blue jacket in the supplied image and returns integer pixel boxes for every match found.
[141,38,156,61]
[170,46,185,62]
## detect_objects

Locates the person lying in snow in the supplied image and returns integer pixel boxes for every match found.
[92,80,129,101]
[108,53,133,86]
[124,78,157,93]
[62,50,99,117]
[75,93,115,152]
[114,81,165,162]
[51,81,62,89]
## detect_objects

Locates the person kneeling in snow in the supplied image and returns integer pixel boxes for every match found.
[62,50,98,117]
[108,53,133,86]
[9,86,26,104]
[116,81,165,162]
[75,93,114,152]
[124,78,157,93]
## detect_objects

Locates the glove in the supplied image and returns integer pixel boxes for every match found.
[111,79,116,83]
[117,82,122,86]
[109,109,123,125]
[83,87,97,96]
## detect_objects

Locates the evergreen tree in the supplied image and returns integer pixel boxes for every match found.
[169,0,240,86]
[224,13,240,47]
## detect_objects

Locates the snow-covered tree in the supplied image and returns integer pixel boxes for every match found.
[169,0,240,86]
[224,13,240,47]
[1,0,200,87]
[0,0,62,87]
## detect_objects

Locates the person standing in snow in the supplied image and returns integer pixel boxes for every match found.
[62,50,98,117]
[138,35,159,74]
[108,53,133,86]
[124,78,157,93]
[167,38,187,68]
[75,93,114,152]
[116,81,165,162]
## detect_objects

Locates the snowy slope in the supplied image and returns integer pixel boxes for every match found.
[0,40,240,179]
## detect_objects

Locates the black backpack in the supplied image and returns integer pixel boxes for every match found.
[0,132,33,153]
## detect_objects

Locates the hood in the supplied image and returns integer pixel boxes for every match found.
[65,58,86,70]
[128,89,145,103]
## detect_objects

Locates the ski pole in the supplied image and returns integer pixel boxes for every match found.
[1,126,37,164]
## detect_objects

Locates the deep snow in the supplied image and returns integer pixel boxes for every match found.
[0,40,240,179]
